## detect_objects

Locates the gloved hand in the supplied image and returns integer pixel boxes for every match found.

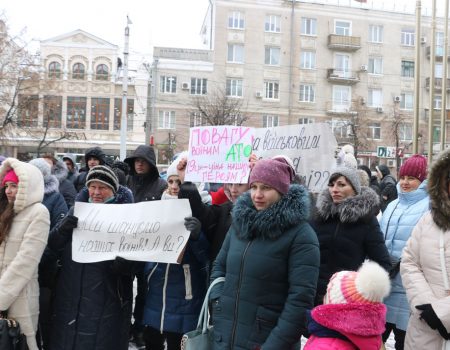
[184,217,201,240]
[58,214,78,237]
[416,304,450,339]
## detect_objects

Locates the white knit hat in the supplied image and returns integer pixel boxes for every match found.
[166,151,188,178]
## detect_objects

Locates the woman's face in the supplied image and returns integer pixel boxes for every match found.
[4,181,18,203]
[167,175,181,196]
[228,183,249,203]
[328,176,356,203]
[88,181,114,203]
[399,176,421,193]
[250,182,281,210]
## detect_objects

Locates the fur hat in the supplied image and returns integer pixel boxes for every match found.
[325,261,390,305]
[330,166,362,195]
[249,158,294,195]
[337,144,357,169]
[1,169,19,187]
[86,165,119,193]
[399,154,427,182]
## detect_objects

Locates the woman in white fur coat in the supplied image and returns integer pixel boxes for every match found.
[0,158,50,350]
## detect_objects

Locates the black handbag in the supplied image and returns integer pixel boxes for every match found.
[0,312,28,350]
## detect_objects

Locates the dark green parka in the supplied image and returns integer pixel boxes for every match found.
[210,184,320,350]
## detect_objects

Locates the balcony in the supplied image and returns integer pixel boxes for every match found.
[325,101,358,116]
[425,77,450,92]
[426,46,450,61]
[327,69,360,85]
[327,34,361,51]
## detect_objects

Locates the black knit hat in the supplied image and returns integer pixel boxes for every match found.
[86,165,119,193]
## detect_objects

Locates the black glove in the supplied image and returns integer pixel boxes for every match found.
[184,217,201,240]
[112,256,133,275]
[416,304,450,339]
[58,214,78,237]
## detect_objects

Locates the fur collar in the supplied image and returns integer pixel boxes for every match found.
[232,184,310,240]
[315,187,379,223]
[428,148,450,231]
[43,173,60,194]
[53,160,68,182]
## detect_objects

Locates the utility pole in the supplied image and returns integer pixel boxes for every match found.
[287,0,295,125]
[427,0,437,163]
[413,1,421,154]
[145,58,159,146]
[120,16,131,160]
[440,0,449,151]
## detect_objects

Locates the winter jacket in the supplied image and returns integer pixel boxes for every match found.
[380,181,429,331]
[210,185,320,350]
[47,185,136,350]
[0,158,50,350]
[304,303,387,350]
[378,165,398,212]
[125,145,167,202]
[73,147,106,192]
[62,153,79,184]
[53,160,76,208]
[400,148,450,350]
[311,187,391,299]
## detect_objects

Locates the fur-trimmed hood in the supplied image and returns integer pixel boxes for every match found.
[29,158,60,195]
[232,184,310,240]
[315,186,379,223]
[52,159,69,183]
[428,148,450,231]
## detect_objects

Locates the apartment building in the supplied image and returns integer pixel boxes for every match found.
[151,0,449,168]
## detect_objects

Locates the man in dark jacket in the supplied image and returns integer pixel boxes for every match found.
[376,164,398,212]
[74,147,107,192]
[62,153,79,184]
[124,145,167,346]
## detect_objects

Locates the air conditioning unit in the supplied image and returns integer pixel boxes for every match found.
[376,107,383,113]
[360,64,368,72]
[394,96,401,103]
[360,97,366,105]
[255,91,263,98]
[387,159,396,167]
[420,37,427,45]
[181,82,190,90]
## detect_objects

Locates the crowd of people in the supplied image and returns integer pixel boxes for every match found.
[0,143,448,350]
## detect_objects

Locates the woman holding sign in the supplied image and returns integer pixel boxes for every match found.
[210,158,320,350]
[47,165,136,350]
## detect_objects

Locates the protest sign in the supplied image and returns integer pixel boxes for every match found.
[72,199,191,264]
[185,125,254,183]
[252,123,338,193]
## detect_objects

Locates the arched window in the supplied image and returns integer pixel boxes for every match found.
[72,63,85,80]
[96,64,109,81]
[48,61,61,79]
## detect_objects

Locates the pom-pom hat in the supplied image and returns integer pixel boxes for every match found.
[86,165,119,193]
[249,158,294,195]
[399,154,428,182]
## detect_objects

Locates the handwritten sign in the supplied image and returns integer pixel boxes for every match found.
[72,200,191,264]
[185,125,254,183]
[252,123,338,193]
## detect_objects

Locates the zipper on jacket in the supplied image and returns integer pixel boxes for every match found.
[160,264,170,333]
[183,264,193,300]
[230,240,252,349]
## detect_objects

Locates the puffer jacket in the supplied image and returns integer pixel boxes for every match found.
[400,148,450,350]
[47,186,136,350]
[311,187,391,299]
[210,185,320,350]
[53,159,77,208]
[0,158,50,350]
[380,181,429,330]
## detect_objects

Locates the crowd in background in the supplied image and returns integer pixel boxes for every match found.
[0,142,448,350]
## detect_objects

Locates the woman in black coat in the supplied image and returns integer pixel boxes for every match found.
[310,166,391,305]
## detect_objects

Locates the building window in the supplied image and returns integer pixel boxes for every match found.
[401,60,414,78]
[399,124,413,141]
[335,20,351,36]
[331,119,350,138]
[72,63,85,80]
[190,112,205,127]
[400,92,414,110]
[48,61,61,79]
[43,95,62,128]
[226,78,243,97]
[264,46,280,65]
[114,98,134,131]
[401,29,415,46]
[301,17,317,36]
[228,11,244,29]
[91,97,110,130]
[369,25,383,43]
[265,15,281,33]
[300,51,316,69]
[160,76,177,93]
[436,32,444,56]
[95,64,109,81]
[298,117,314,124]
[434,95,442,109]
[263,115,279,127]
[17,95,38,127]
[332,86,351,111]
[368,57,383,75]
[264,81,279,100]
[66,97,86,129]
[368,88,383,108]
[158,110,175,129]
[299,84,315,102]
[190,78,207,95]
[227,43,244,63]
[368,123,381,140]
[435,63,443,78]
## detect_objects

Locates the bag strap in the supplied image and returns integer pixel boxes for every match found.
[197,277,225,333]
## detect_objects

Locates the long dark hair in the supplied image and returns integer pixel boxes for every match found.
[0,187,15,244]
